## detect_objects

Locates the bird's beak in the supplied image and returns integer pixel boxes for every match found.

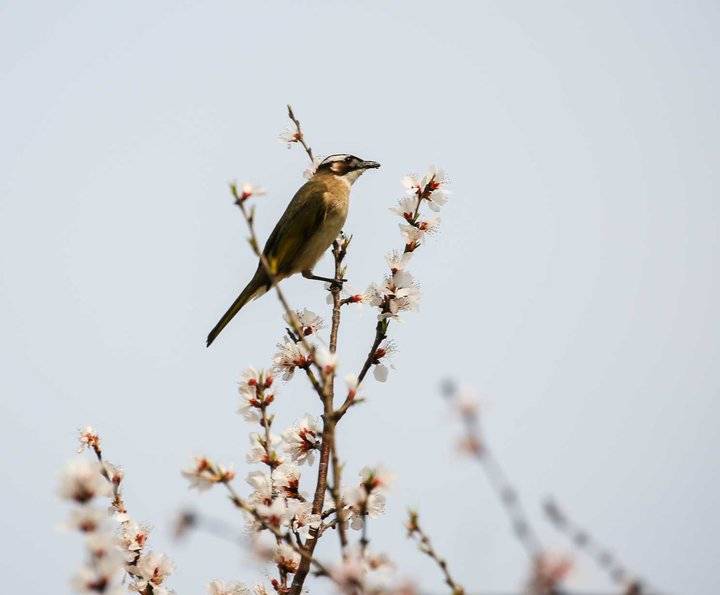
[360,160,381,169]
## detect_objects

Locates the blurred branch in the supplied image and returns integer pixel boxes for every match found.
[543,497,651,595]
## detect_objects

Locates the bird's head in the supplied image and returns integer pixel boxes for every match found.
[314,154,380,185]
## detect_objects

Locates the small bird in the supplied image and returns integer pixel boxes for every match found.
[207,153,380,347]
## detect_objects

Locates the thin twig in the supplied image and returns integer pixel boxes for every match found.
[335,319,388,421]
[287,104,314,162]
[406,510,465,595]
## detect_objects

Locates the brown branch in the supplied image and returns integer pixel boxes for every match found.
[334,319,388,422]
[406,510,465,595]
[330,438,349,554]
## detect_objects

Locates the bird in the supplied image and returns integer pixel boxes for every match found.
[206,153,380,347]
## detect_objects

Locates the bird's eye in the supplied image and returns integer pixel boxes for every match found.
[344,155,353,163]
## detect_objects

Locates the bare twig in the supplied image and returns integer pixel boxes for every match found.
[406,510,465,595]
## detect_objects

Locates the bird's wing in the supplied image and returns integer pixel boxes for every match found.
[262,179,329,275]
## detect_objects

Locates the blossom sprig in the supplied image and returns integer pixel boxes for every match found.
[247,432,284,469]
[231,182,267,205]
[341,466,393,556]
[392,167,448,252]
[183,456,236,491]
[366,270,421,322]
[238,367,275,423]
[281,104,314,163]
[63,428,175,594]
[401,166,450,216]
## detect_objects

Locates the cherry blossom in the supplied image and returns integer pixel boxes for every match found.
[284,308,324,337]
[281,416,321,465]
[272,338,312,380]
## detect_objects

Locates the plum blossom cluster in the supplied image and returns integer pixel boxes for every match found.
[342,466,392,532]
[368,167,450,321]
[360,166,450,383]
[181,363,333,592]
[61,427,175,595]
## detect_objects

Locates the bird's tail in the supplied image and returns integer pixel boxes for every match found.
[206,269,269,347]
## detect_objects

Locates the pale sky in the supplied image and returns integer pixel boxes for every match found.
[1,1,719,594]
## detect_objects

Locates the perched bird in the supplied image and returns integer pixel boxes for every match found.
[207,153,380,347]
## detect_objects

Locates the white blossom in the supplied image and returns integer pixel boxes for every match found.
[385,250,413,274]
[402,165,450,212]
[208,580,251,595]
[59,458,112,504]
[366,270,420,321]
[246,432,282,466]
[330,551,366,593]
[274,542,300,574]
[237,367,274,422]
[344,487,386,530]
[182,457,235,491]
[273,462,302,499]
[131,551,174,590]
[390,195,420,221]
[234,182,266,203]
[359,466,394,491]
[314,346,337,375]
[272,338,312,380]
[246,471,273,506]
[284,308,324,337]
[257,497,291,530]
[421,166,449,211]
[64,506,108,533]
[71,561,124,594]
[119,519,151,554]
[282,416,321,465]
[287,500,321,540]
[303,156,322,180]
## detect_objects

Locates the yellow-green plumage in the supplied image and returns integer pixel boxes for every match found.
[206,173,351,347]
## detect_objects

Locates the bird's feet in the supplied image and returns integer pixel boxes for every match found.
[302,270,347,287]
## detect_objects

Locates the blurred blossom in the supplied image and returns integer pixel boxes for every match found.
[59,459,112,504]
[208,580,251,595]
